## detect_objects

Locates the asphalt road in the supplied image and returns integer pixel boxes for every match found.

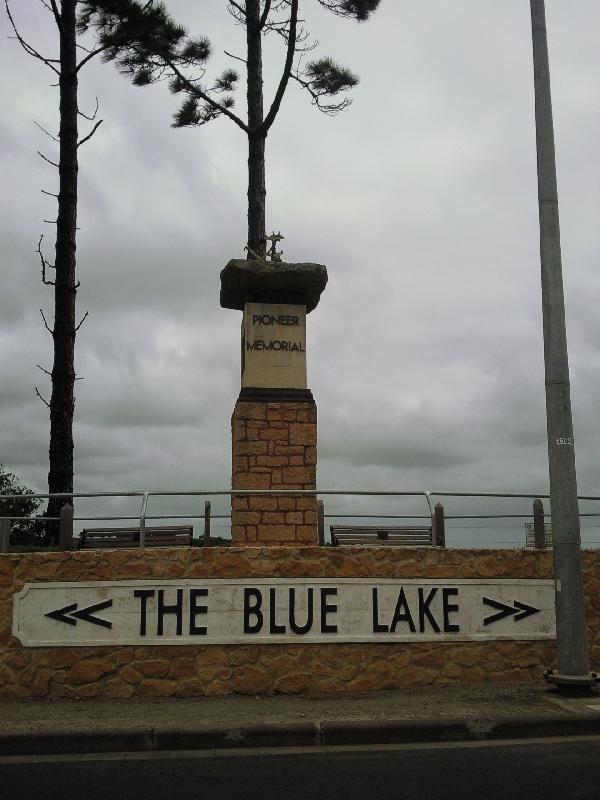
[2,737,600,800]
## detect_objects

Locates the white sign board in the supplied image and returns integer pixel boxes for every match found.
[13,578,556,648]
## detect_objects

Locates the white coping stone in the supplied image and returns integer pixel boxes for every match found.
[241,302,307,389]
[12,578,556,648]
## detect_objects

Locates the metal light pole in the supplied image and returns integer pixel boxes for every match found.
[529,0,594,690]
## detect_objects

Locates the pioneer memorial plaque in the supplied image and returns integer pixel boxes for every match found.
[241,302,307,389]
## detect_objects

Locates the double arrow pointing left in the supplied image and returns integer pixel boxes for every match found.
[45,599,113,629]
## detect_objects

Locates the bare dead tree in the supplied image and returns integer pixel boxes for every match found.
[6,0,105,543]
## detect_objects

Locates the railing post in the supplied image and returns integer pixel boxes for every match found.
[0,519,9,553]
[434,503,446,548]
[204,501,211,546]
[139,492,148,548]
[533,498,546,549]
[424,491,435,546]
[59,504,74,551]
[317,500,325,546]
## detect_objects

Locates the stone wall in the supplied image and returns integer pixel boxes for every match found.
[1,546,599,699]
[231,401,317,545]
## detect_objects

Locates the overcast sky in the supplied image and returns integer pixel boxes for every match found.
[1,1,599,543]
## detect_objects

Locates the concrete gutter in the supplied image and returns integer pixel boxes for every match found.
[2,712,600,757]
[2,684,599,757]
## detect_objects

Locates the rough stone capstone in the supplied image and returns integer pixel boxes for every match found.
[220,259,328,313]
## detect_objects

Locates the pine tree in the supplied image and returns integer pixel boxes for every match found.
[78,1,381,258]
[6,1,107,542]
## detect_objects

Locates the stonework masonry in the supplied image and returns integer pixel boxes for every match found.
[1,546,599,699]
[231,401,317,545]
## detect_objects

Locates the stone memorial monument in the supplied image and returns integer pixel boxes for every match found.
[220,245,327,546]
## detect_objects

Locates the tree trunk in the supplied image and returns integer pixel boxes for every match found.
[46,0,78,543]
[246,0,266,259]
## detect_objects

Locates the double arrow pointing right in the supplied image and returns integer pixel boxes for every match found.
[482,597,541,626]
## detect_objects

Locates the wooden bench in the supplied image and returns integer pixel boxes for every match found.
[330,525,433,547]
[78,525,193,549]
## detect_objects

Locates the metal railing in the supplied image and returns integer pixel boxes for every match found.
[1,488,599,552]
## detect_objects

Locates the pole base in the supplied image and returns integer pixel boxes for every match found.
[545,669,599,696]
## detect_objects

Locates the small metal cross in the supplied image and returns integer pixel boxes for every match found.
[266,231,284,262]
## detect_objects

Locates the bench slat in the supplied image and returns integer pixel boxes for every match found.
[331,526,431,533]
[332,535,431,540]
[333,535,431,540]
[333,536,431,541]
[330,524,433,547]
[79,525,193,550]
[332,542,433,547]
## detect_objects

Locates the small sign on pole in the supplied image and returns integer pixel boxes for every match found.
[525,522,553,548]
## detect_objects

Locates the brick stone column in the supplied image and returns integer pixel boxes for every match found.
[221,258,327,547]
[231,400,317,545]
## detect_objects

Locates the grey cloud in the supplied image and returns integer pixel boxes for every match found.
[1,1,599,529]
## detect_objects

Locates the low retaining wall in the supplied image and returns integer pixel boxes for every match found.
[1,547,598,699]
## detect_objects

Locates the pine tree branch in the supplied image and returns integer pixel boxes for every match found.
[80,3,246,130]
[224,49,247,66]
[317,0,380,19]
[34,121,59,142]
[268,19,316,53]
[78,119,103,147]
[37,234,56,285]
[289,69,353,114]
[78,97,100,121]
[169,62,248,133]
[37,151,59,168]
[40,308,54,335]
[41,189,59,198]
[228,1,247,19]
[36,364,52,377]
[35,387,51,409]
[259,0,272,30]
[74,311,89,332]
[48,0,63,34]
[76,45,108,72]
[5,1,61,74]
[261,0,298,134]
